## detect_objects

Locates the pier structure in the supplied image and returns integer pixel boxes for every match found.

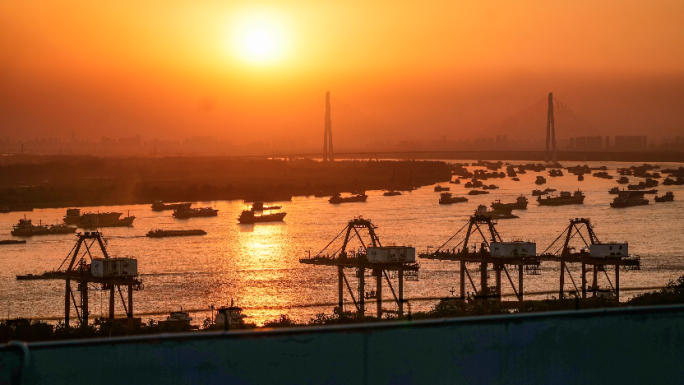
[419,214,541,305]
[539,218,640,302]
[16,232,142,328]
[299,217,419,318]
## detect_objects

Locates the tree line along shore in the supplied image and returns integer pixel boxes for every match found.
[0,157,452,209]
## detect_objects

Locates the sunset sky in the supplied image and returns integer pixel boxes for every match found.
[1,0,683,147]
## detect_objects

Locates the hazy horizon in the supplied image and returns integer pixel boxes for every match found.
[2,1,683,147]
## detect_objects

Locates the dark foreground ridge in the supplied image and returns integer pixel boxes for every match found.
[0,157,451,209]
[2,303,684,384]
[2,275,683,344]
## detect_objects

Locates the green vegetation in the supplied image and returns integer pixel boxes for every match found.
[625,275,684,306]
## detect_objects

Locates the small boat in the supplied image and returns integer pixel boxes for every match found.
[535,176,547,185]
[439,192,468,204]
[173,207,219,218]
[146,229,207,237]
[214,299,247,328]
[613,188,657,195]
[0,239,27,245]
[64,208,135,227]
[662,177,684,186]
[617,177,629,185]
[628,179,659,190]
[475,205,518,219]
[468,190,489,195]
[11,217,77,236]
[152,201,192,211]
[383,191,402,196]
[611,192,649,208]
[250,201,282,211]
[593,172,613,179]
[654,192,674,203]
[482,184,499,190]
[329,193,368,204]
[167,310,192,323]
[578,174,584,181]
[238,210,287,224]
[512,177,520,181]
[79,213,135,228]
[506,166,517,178]
[491,195,528,210]
[464,180,483,188]
[158,307,198,330]
[537,190,585,206]
[449,179,461,184]
[434,185,450,192]
[531,189,547,196]
[548,169,563,177]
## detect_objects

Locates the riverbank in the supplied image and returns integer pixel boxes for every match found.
[0,157,451,209]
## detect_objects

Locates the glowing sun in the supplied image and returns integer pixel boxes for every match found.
[230,10,291,65]
[247,31,273,55]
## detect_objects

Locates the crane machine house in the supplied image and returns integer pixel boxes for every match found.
[490,241,537,257]
[366,246,416,263]
[589,243,629,258]
[91,258,138,277]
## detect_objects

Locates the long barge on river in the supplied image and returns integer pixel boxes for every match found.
[146,229,207,237]
[63,209,135,227]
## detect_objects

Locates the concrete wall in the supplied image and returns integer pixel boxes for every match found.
[2,305,684,384]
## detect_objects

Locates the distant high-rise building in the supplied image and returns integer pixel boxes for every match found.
[615,136,647,151]
[495,135,508,150]
[586,136,602,151]
[575,136,587,151]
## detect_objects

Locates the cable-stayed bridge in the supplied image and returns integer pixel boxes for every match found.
[278,92,600,161]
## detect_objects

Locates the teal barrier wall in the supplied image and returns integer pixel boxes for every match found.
[2,305,684,384]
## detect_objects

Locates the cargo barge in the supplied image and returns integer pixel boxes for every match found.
[491,196,528,210]
[151,201,192,211]
[439,193,468,204]
[611,192,649,208]
[238,210,287,224]
[173,207,219,218]
[11,218,77,236]
[63,209,135,228]
[537,190,585,206]
[0,239,27,245]
[146,229,207,237]
[329,193,368,204]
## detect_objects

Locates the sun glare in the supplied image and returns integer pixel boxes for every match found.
[247,31,273,55]
[230,10,291,65]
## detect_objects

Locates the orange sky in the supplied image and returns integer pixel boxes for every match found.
[1,0,683,146]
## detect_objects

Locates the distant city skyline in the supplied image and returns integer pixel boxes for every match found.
[2,133,683,157]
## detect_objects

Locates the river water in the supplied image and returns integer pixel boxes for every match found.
[1,160,683,326]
